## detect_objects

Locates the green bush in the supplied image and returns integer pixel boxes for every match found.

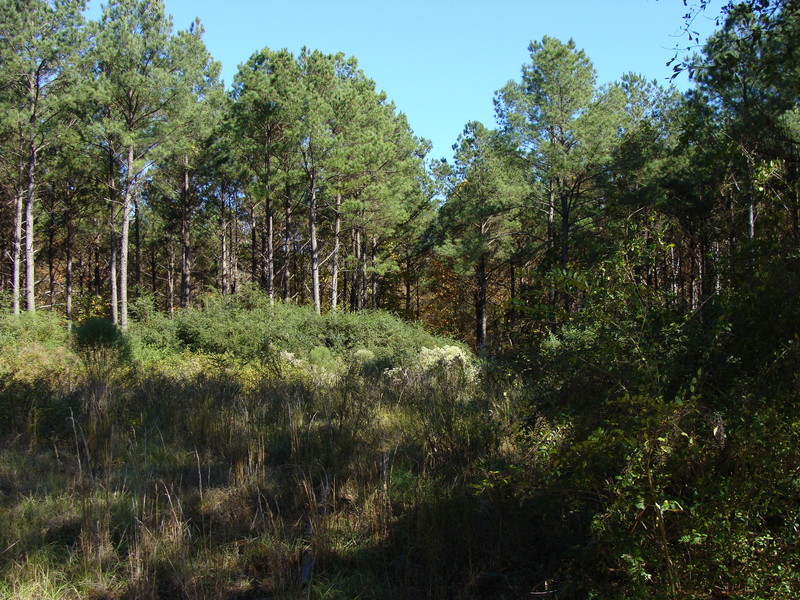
[131,292,458,371]
[0,310,68,351]
[72,317,129,357]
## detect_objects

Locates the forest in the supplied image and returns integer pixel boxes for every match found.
[1,0,799,598]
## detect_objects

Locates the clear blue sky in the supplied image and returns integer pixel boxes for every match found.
[85,0,725,161]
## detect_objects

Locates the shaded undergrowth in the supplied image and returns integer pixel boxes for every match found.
[1,297,799,599]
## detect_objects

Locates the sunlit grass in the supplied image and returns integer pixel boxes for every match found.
[0,309,499,599]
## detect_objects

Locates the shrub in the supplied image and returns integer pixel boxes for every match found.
[0,310,68,351]
[132,292,458,371]
[72,318,129,360]
[72,318,131,423]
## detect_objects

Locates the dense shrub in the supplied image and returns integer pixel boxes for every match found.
[130,292,459,370]
[72,317,129,359]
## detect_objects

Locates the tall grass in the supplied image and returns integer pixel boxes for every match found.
[5,300,796,598]
[1,305,526,599]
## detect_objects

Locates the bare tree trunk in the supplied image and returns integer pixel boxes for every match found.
[560,194,571,315]
[232,214,240,294]
[282,184,292,302]
[47,216,55,307]
[404,254,412,318]
[350,228,362,311]
[360,232,367,309]
[150,244,157,296]
[110,208,118,325]
[220,192,229,295]
[265,154,274,303]
[260,213,267,288]
[793,182,800,246]
[24,139,37,313]
[266,194,274,302]
[250,199,257,285]
[94,236,102,297]
[167,241,175,317]
[342,263,348,311]
[416,275,420,316]
[331,193,341,309]
[119,145,134,331]
[134,195,142,293]
[349,228,357,311]
[66,215,73,324]
[370,236,378,309]
[12,188,22,315]
[547,186,556,320]
[309,169,320,314]
[108,150,119,324]
[180,159,191,308]
[476,252,487,349]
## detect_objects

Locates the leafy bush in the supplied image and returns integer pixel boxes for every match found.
[72,317,129,359]
[131,292,457,371]
[0,311,68,352]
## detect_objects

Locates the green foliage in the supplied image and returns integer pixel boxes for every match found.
[72,317,129,357]
[0,311,69,353]
[131,291,456,370]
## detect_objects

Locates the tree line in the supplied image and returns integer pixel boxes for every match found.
[1,0,797,351]
[0,0,429,330]
[429,0,799,349]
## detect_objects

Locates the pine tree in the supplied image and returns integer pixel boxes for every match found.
[435,122,525,347]
[0,0,87,313]
[496,37,625,317]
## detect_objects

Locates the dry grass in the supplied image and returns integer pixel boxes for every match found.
[0,314,527,599]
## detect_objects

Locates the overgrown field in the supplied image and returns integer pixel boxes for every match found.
[1,294,799,599]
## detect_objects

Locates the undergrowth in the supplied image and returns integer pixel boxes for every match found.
[1,297,798,599]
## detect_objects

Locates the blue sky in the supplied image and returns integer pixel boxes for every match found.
[86,0,725,161]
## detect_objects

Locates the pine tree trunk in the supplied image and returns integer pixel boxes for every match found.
[331,193,341,309]
[265,154,274,303]
[119,145,134,331]
[65,215,73,323]
[47,219,55,308]
[232,219,239,294]
[221,193,229,295]
[167,241,175,317]
[24,139,37,313]
[476,252,487,348]
[370,236,378,309]
[250,200,257,285]
[266,194,274,302]
[108,150,119,324]
[94,236,102,297]
[110,209,119,325]
[360,233,368,309]
[404,254,412,318]
[134,195,142,293]
[150,244,157,296]
[547,186,556,326]
[309,169,320,314]
[793,183,800,246]
[560,194,571,315]
[180,160,191,308]
[283,184,292,303]
[351,228,362,310]
[12,188,22,315]
[349,228,358,311]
